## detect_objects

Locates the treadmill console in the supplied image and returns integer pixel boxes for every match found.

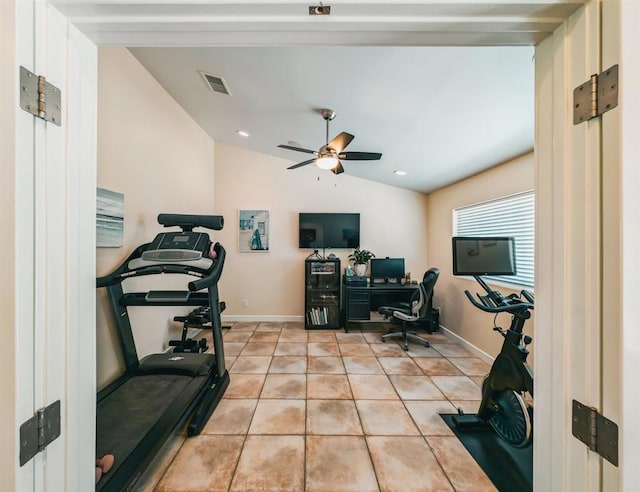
[142,232,210,262]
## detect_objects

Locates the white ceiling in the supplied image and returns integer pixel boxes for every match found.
[52,1,585,194]
[129,45,534,193]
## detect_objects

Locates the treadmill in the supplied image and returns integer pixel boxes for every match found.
[95,214,230,491]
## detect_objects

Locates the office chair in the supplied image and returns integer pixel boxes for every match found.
[377,268,440,351]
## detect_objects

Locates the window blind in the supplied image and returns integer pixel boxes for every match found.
[454,191,535,288]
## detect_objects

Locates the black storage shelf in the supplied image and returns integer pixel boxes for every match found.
[304,259,341,329]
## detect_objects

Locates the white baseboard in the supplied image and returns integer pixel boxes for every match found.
[222,315,305,323]
[439,324,495,365]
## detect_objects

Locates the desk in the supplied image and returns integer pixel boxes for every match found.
[342,280,418,332]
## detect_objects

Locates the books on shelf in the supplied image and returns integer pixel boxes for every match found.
[306,306,331,326]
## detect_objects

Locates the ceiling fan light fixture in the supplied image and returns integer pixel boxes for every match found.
[316,155,339,170]
[279,109,382,173]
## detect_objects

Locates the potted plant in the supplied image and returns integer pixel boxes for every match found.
[348,247,375,277]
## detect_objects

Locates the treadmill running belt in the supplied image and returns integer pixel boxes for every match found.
[96,374,191,469]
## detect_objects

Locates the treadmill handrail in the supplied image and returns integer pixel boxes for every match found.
[96,242,225,288]
[97,243,151,288]
[189,243,225,291]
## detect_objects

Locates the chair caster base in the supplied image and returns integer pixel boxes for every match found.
[382,331,430,351]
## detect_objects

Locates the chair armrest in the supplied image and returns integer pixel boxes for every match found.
[378,305,411,317]
[393,310,418,322]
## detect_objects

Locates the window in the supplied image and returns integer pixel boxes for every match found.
[453,191,535,288]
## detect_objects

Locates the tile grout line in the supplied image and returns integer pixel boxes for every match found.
[227,321,272,492]
[346,339,381,491]
[422,435,458,492]
[391,333,474,492]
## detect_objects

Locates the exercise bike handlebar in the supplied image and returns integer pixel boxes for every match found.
[520,289,535,304]
[464,289,534,313]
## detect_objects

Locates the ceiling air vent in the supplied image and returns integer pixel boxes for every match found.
[199,71,231,96]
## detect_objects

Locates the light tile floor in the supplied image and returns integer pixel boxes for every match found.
[136,321,497,492]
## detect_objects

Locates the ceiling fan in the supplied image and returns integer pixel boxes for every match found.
[278,109,382,175]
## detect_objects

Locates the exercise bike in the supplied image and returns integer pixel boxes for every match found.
[452,275,535,448]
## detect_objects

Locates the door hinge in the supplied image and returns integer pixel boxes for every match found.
[19,400,61,466]
[573,64,619,125]
[571,399,618,466]
[19,66,62,126]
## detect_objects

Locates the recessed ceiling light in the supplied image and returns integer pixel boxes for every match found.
[394,170,407,176]
[237,130,249,137]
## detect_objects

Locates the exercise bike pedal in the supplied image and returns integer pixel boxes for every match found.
[451,409,491,431]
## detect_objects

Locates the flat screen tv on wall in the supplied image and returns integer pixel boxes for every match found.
[299,213,360,249]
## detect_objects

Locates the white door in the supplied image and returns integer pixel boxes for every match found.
[534,1,603,489]
[536,0,639,490]
[601,0,640,490]
[0,2,97,490]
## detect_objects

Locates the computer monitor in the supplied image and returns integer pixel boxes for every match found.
[452,236,516,276]
[370,258,405,282]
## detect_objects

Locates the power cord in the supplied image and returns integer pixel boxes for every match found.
[306,249,323,260]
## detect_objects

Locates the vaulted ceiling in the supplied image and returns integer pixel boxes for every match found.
[52,1,585,193]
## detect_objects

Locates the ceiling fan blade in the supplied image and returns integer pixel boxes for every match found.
[327,132,354,153]
[287,158,316,170]
[338,151,382,161]
[278,144,316,155]
[331,161,345,175]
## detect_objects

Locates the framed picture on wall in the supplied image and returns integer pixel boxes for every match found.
[96,187,124,247]
[238,210,270,252]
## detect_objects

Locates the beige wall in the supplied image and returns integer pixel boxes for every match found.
[96,48,215,388]
[95,49,429,386]
[95,48,532,388]
[427,152,534,358]
[213,142,430,318]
